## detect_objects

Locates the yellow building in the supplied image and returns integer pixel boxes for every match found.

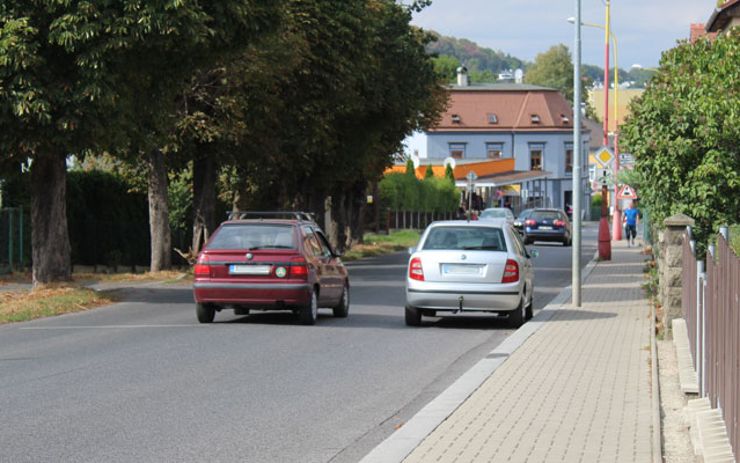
[588,88,644,133]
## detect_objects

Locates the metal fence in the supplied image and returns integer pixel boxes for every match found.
[0,207,27,273]
[386,210,458,230]
[682,226,739,458]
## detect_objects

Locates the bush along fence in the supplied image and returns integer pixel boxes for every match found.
[681,225,739,460]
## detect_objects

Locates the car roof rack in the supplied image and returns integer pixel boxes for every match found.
[227,211,317,222]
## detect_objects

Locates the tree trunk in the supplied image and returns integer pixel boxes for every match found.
[147,149,171,271]
[191,147,217,255]
[31,154,71,286]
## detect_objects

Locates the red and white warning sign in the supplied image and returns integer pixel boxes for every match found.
[617,184,638,200]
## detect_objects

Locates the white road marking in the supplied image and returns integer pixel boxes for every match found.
[19,324,207,330]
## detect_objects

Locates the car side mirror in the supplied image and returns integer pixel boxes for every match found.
[529,249,539,258]
[408,247,416,255]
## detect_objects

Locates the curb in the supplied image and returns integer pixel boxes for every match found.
[651,288,663,463]
[360,251,601,463]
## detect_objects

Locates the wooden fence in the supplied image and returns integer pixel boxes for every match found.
[682,226,739,458]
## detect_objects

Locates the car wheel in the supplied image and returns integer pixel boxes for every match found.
[333,284,350,318]
[405,305,422,326]
[563,236,572,247]
[508,298,526,328]
[299,288,319,325]
[524,237,533,245]
[525,291,534,320]
[196,303,216,323]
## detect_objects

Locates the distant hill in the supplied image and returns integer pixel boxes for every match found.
[426,33,526,82]
[427,32,655,88]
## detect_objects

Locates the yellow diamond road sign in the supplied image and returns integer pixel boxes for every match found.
[595,147,614,168]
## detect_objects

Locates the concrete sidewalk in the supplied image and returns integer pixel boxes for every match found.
[366,240,659,463]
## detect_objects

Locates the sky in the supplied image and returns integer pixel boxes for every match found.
[410,0,714,68]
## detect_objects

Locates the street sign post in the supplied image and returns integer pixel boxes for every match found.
[617,184,637,200]
[466,171,477,220]
[595,146,614,168]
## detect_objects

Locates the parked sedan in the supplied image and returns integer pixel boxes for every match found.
[405,219,537,328]
[522,208,572,246]
[193,213,349,325]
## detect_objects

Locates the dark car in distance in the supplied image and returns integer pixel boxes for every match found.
[522,208,572,246]
[513,208,534,234]
[192,212,349,325]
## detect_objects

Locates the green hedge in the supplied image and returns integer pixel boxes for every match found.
[379,172,458,212]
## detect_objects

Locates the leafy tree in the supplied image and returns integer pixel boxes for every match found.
[424,164,434,179]
[433,55,460,82]
[620,33,740,248]
[426,33,525,75]
[524,44,596,119]
[0,1,279,283]
[445,164,455,184]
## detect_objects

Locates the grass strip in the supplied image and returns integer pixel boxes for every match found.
[0,287,113,324]
[343,230,420,261]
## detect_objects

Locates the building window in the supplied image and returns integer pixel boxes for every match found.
[486,142,504,159]
[530,114,541,124]
[449,143,466,159]
[529,144,544,171]
[565,143,573,174]
[451,114,461,124]
[487,113,498,124]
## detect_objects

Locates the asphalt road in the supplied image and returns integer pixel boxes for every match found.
[0,224,597,463]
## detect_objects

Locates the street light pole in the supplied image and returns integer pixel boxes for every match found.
[572,0,582,307]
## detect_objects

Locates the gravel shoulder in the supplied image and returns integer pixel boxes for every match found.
[657,339,698,463]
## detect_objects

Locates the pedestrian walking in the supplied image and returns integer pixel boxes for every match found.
[622,201,640,247]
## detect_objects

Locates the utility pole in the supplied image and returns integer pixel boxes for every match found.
[572,0,582,307]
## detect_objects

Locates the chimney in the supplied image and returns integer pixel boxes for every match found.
[456,65,469,87]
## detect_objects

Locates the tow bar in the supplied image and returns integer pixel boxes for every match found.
[454,295,464,314]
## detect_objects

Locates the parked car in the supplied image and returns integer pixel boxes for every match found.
[405,219,537,328]
[192,212,349,325]
[522,208,572,246]
[513,208,534,233]
[479,207,515,225]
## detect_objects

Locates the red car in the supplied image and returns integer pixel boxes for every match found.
[192,212,349,325]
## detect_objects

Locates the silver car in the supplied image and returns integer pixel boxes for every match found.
[479,207,515,225]
[405,219,537,327]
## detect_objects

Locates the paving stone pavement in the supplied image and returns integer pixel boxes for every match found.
[403,241,656,463]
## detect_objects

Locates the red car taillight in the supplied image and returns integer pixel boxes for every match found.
[289,256,309,280]
[501,259,519,283]
[408,257,424,281]
[193,264,210,277]
[525,219,536,226]
[553,219,565,227]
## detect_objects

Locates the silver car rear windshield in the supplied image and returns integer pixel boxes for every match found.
[422,226,507,252]
[207,224,296,250]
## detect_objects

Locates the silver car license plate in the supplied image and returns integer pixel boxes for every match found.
[539,226,553,230]
[229,265,271,275]
[442,264,482,275]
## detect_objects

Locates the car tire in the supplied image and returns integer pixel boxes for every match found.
[405,305,422,326]
[299,288,319,325]
[563,236,572,247]
[196,303,216,324]
[508,298,526,328]
[524,236,533,245]
[333,284,350,318]
[525,291,534,320]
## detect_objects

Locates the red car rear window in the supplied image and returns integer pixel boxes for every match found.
[206,224,296,250]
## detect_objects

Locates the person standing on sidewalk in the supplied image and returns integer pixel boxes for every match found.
[623,201,640,247]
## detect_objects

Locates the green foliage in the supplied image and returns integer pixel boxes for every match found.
[379,172,457,212]
[591,195,603,207]
[525,45,574,100]
[444,164,455,183]
[424,164,434,179]
[620,33,740,246]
